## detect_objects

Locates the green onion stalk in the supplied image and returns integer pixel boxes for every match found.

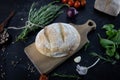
[16,1,64,41]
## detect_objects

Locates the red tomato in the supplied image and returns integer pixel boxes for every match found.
[68,0,74,7]
[62,0,68,4]
[74,1,81,8]
[39,74,48,80]
[81,0,86,7]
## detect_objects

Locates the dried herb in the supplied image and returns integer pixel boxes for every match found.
[16,1,64,41]
[0,11,14,45]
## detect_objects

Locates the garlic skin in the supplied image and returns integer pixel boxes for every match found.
[74,56,81,63]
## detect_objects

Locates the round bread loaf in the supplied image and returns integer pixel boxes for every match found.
[35,23,81,57]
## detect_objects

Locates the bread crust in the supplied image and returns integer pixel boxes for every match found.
[35,23,81,57]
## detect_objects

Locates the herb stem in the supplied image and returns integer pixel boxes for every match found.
[52,73,80,79]
[90,52,116,64]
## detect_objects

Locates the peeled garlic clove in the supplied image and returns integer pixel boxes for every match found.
[74,56,81,63]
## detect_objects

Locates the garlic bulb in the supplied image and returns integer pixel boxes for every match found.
[76,58,100,75]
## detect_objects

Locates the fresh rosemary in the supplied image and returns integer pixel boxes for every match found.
[52,73,81,79]
[16,1,63,41]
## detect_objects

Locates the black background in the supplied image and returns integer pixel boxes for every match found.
[0,0,120,80]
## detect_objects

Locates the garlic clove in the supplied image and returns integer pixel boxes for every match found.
[76,65,88,75]
[76,58,100,75]
[74,56,81,63]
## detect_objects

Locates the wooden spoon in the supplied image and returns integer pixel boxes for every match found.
[0,11,14,32]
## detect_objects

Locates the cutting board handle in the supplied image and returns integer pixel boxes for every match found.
[85,19,96,32]
[78,19,96,32]
[73,19,96,35]
[72,19,96,44]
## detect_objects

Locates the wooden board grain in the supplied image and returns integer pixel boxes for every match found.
[24,20,96,74]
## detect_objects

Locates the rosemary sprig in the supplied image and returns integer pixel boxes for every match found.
[52,73,81,79]
[16,1,64,41]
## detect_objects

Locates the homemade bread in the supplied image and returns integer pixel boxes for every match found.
[35,23,81,57]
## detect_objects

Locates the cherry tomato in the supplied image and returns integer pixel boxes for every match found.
[62,0,68,4]
[80,0,86,7]
[68,0,74,7]
[74,1,81,8]
[39,74,48,80]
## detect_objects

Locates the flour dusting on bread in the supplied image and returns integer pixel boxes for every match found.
[35,23,81,57]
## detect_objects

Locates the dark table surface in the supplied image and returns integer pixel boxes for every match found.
[0,0,120,80]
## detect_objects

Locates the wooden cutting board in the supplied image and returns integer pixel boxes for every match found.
[24,20,96,74]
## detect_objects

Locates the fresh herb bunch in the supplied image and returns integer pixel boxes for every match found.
[16,1,63,41]
[99,24,120,60]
